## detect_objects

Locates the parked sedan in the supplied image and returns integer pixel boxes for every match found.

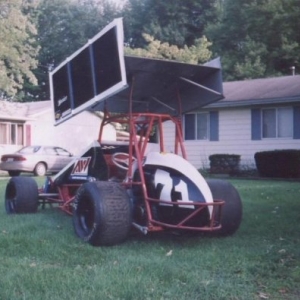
[0,145,74,176]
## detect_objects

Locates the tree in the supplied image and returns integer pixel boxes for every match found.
[123,0,219,48]
[206,0,300,80]
[31,0,123,100]
[125,33,212,64]
[0,0,40,100]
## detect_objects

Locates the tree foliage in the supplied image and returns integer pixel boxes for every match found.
[125,33,212,64]
[2,0,300,101]
[206,0,300,80]
[0,0,39,99]
[123,0,219,48]
[35,0,123,100]
[35,0,216,100]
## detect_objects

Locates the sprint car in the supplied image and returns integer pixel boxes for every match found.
[4,109,242,246]
[3,18,242,246]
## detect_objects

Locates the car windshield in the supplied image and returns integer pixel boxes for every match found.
[18,146,41,154]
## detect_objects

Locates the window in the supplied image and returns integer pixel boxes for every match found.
[197,113,209,140]
[262,108,293,138]
[0,122,24,145]
[56,147,71,156]
[185,113,209,140]
[19,146,40,154]
[184,111,219,141]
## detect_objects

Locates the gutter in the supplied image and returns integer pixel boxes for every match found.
[0,115,32,122]
[203,96,300,109]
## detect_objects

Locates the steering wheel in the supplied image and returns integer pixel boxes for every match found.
[111,152,136,170]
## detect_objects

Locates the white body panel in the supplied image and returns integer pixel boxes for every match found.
[144,152,213,216]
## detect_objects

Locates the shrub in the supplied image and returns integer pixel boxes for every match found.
[209,154,240,175]
[254,149,300,178]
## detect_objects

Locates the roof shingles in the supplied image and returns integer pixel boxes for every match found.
[223,75,300,102]
[0,100,51,120]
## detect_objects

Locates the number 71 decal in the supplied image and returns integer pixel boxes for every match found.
[154,169,195,209]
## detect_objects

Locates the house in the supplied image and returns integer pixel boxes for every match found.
[0,100,116,157]
[1,75,300,171]
[178,75,300,170]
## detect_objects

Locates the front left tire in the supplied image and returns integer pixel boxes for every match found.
[8,170,21,177]
[72,181,132,246]
[5,177,39,214]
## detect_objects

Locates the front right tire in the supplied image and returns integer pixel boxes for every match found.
[206,179,242,236]
[72,181,132,246]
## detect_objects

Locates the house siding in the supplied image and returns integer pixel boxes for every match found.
[162,121,177,151]
[164,108,300,170]
[29,110,116,155]
[182,109,252,169]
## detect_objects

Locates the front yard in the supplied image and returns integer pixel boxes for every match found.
[0,178,299,299]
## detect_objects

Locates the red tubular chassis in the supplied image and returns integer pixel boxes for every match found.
[4,105,242,246]
[4,18,242,246]
[30,109,241,239]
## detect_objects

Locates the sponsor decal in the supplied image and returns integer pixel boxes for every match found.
[55,111,61,120]
[102,145,116,150]
[71,157,91,176]
[58,96,68,106]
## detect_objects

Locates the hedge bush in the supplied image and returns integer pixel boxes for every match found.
[209,154,240,175]
[254,149,300,178]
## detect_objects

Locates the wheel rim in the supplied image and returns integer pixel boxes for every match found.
[35,163,46,176]
[5,182,17,212]
[77,196,95,236]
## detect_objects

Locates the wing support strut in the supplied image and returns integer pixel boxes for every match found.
[179,77,222,96]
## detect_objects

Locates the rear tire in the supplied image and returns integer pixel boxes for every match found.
[8,170,21,177]
[5,177,39,214]
[34,162,47,176]
[206,179,242,236]
[73,181,132,246]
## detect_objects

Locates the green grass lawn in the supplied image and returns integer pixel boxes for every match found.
[0,178,299,299]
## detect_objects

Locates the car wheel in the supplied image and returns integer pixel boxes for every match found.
[73,181,132,246]
[34,162,47,176]
[8,171,21,177]
[5,177,39,214]
[206,179,242,236]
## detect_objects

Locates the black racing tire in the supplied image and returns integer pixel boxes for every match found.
[206,179,242,236]
[5,177,39,214]
[72,181,132,246]
[8,170,21,177]
[34,162,47,176]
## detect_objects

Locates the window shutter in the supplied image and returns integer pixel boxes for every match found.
[184,114,196,140]
[294,106,300,139]
[210,111,219,141]
[251,109,261,140]
[25,124,31,146]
